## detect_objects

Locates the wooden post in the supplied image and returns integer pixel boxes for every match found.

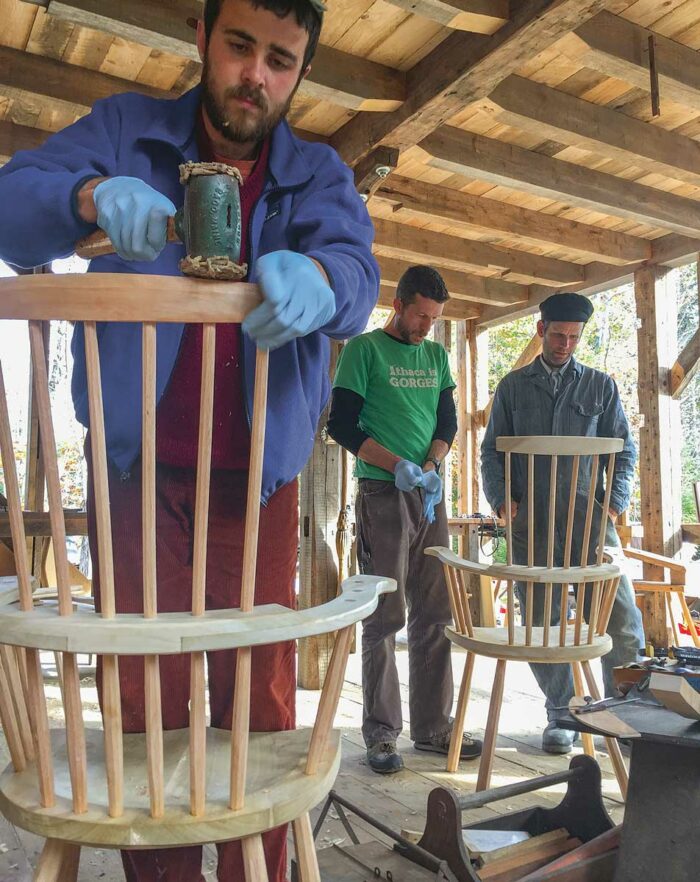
[469,321,489,516]
[634,266,683,648]
[456,321,470,526]
[298,344,342,690]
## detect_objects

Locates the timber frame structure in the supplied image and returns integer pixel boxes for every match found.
[1,0,700,681]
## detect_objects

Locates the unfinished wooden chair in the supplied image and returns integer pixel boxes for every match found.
[427,436,628,797]
[622,547,699,649]
[0,272,394,882]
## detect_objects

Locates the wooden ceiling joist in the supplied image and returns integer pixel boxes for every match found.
[420,126,700,239]
[375,174,651,265]
[377,283,480,320]
[330,0,612,165]
[562,11,700,114]
[0,119,49,161]
[371,216,584,286]
[376,254,529,306]
[0,45,173,110]
[485,75,700,187]
[28,0,406,111]
[381,0,508,34]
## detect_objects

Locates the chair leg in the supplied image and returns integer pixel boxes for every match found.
[34,839,80,882]
[447,651,475,773]
[292,812,321,882]
[580,660,628,800]
[476,659,506,792]
[666,593,681,647]
[571,662,595,758]
[241,833,269,882]
[678,590,700,649]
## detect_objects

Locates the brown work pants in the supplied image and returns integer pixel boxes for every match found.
[87,452,297,882]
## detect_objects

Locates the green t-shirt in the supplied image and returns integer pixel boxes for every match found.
[333,329,455,480]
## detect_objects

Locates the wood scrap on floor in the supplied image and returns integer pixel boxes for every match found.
[476,829,581,882]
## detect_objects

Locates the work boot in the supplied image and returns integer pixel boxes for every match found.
[542,722,580,755]
[414,727,482,760]
[367,742,404,775]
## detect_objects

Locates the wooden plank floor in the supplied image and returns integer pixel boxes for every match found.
[0,640,624,880]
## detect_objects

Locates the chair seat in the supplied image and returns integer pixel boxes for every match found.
[446,625,612,663]
[0,727,340,849]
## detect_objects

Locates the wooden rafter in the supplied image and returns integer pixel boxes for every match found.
[485,74,700,187]
[31,0,406,111]
[329,0,612,165]
[562,12,700,114]
[371,216,584,286]
[420,126,700,238]
[0,45,173,108]
[375,254,529,306]
[353,147,399,205]
[381,0,508,34]
[377,283,480,320]
[0,120,49,161]
[375,174,651,265]
[670,328,700,400]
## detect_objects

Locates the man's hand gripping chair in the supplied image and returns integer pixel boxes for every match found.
[0,273,394,881]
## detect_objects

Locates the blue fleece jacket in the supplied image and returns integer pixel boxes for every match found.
[0,86,379,501]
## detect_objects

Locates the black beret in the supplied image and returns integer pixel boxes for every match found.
[540,292,594,323]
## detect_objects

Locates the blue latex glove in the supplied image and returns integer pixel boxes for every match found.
[243,250,336,350]
[93,177,176,262]
[394,459,423,492]
[422,469,443,523]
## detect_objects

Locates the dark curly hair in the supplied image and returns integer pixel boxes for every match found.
[396,265,450,305]
[204,0,322,70]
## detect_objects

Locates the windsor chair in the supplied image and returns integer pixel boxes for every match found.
[427,436,628,797]
[0,272,394,881]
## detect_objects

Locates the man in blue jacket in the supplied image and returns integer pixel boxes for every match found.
[482,292,644,756]
[0,1,378,880]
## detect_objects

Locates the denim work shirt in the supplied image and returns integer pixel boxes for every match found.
[481,357,636,565]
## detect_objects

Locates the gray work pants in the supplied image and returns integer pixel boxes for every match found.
[355,479,453,747]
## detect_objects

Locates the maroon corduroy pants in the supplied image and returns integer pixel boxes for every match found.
[86,452,298,882]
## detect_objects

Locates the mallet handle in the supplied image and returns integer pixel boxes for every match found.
[75,217,179,260]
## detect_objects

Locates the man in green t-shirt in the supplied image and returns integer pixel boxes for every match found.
[328,265,482,774]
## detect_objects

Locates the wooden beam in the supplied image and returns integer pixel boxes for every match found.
[330,0,611,165]
[0,120,49,160]
[377,283,480,320]
[372,216,583,286]
[353,147,399,205]
[376,174,651,265]
[0,45,172,109]
[683,523,700,544]
[563,11,700,114]
[381,0,508,34]
[477,234,700,329]
[42,0,406,111]
[420,126,700,238]
[486,74,700,187]
[376,255,529,306]
[670,327,700,399]
[634,266,683,648]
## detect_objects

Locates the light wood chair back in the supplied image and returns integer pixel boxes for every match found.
[433,436,623,651]
[0,273,393,877]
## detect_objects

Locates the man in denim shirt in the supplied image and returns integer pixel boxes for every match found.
[482,292,644,754]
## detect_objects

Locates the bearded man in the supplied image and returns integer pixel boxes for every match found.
[0,2,378,879]
[327,265,483,775]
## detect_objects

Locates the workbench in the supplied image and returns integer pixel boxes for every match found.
[556,699,700,882]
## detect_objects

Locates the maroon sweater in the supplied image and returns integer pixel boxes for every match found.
[155,124,270,470]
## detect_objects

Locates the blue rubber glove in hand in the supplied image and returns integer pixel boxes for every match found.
[243,251,336,350]
[422,469,443,524]
[93,177,176,262]
[394,459,424,492]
